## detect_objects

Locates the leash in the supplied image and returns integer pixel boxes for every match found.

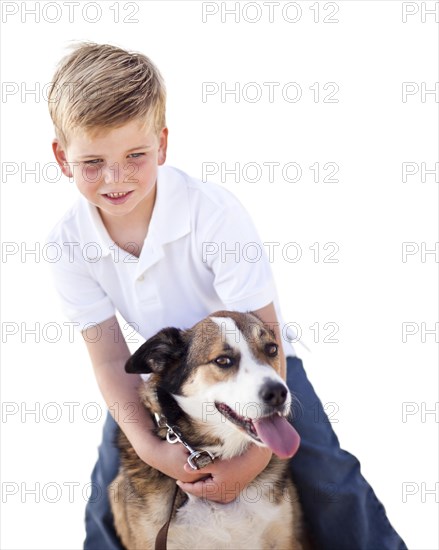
[155,483,179,550]
[153,413,215,550]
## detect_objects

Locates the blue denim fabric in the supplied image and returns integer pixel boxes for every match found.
[285,356,407,550]
[83,411,123,550]
[83,356,407,550]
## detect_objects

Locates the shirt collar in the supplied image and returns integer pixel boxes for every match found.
[78,164,191,260]
[147,164,191,246]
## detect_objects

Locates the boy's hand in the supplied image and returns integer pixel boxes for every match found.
[176,444,273,504]
[143,438,211,483]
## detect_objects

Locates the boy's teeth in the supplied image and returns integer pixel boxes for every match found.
[107,192,128,198]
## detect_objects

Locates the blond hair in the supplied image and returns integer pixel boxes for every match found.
[48,41,166,148]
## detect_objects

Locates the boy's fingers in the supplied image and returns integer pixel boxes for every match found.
[183,463,196,474]
[176,479,239,504]
[178,467,210,482]
[178,474,206,484]
[183,462,214,475]
[176,480,203,497]
[177,479,218,500]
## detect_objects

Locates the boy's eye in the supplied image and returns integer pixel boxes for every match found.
[83,153,145,165]
[83,159,102,165]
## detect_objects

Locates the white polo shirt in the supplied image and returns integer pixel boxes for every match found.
[45,164,297,357]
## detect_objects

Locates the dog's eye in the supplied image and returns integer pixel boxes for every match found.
[214,356,234,368]
[265,343,278,357]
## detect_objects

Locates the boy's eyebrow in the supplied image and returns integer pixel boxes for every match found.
[77,145,152,159]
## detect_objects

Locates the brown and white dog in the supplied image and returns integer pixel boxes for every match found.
[109,310,306,549]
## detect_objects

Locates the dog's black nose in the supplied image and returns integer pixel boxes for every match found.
[259,381,288,407]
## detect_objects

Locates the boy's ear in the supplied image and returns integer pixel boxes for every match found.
[157,127,168,166]
[52,139,72,178]
[125,327,187,374]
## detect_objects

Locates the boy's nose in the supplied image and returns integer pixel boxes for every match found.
[102,163,122,185]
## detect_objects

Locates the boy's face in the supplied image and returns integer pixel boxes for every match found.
[52,118,168,220]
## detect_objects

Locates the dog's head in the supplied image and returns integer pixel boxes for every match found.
[125,311,300,459]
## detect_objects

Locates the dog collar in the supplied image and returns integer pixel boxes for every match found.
[154,412,215,470]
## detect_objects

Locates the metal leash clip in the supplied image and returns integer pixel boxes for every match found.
[154,413,215,470]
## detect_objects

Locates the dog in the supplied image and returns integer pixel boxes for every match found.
[109,310,306,549]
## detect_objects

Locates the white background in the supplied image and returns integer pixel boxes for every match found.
[1,1,438,549]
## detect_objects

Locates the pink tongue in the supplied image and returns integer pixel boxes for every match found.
[253,415,300,459]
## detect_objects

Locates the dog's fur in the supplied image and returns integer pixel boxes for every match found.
[109,311,306,549]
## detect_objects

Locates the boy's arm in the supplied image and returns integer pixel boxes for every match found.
[82,315,206,483]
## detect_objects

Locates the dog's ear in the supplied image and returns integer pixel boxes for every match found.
[125,327,187,374]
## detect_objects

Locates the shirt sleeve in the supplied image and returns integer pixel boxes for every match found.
[202,201,277,312]
[45,236,116,329]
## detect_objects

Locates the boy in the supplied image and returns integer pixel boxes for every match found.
[46,42,407,549]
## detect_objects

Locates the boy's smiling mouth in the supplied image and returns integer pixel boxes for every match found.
[102,190,134,204]
[106,191,131,198]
